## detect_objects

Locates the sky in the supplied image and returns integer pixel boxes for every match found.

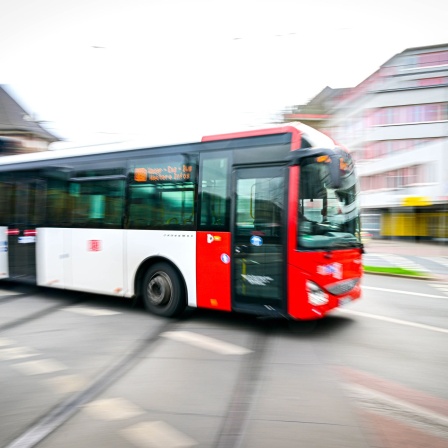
[1,0,447,149]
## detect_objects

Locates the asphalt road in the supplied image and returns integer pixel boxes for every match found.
[0,277,447,448]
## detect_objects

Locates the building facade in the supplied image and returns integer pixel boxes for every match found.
[286,43,448,242]
[0,85,59,155]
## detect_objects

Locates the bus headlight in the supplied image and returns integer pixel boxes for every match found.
[306,280,329,306]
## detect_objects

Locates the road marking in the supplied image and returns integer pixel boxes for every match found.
[84,398,145,421]
[346,384,448,439]
[0,346,39,360]
[121,421,197,448]
[0,289,22,297]
[161,331,252,355]
[63,306,120,316]
[364,286,447,299]
[337,366,448,417]
[378,254,431,273]
[13,359,67,375]
[429,257,448,269]
[429,283,448,296]
[0,337,14,347]
[4,324,169,448]
[337,308,448,334]
[46,374,87,394]
[369,253,431,273]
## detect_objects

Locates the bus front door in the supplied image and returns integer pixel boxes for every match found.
[233,166,286,315]
[7,180,44,282]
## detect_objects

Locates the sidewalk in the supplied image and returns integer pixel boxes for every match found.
[363,239,448,283]
[364,239,448,258]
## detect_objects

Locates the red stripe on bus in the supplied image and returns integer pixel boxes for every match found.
[287,166,304,319]
[196,231,231,311]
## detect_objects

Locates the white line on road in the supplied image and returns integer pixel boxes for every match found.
[46,374,88,394]
[346,384,448,438]
[0,338,14,347]
[337,308,448,334]
[429,283,448,296]
[121,421,197,448]
[364,286,447,299]
[84,397,145,421]
[0,346,39,361]
[12,359,67,375]
[161,331,252,355]
[373,254,431,273]
[63,306,120,316]
[0,289,22,297]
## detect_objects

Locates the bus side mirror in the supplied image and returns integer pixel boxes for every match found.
[328,155,342,189]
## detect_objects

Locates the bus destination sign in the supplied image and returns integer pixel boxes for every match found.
[134,164,193,182]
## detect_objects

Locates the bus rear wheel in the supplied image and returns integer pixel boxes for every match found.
[142,263,185,317]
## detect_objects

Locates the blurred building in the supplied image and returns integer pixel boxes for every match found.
[284,43,448,242]
[0,85,59,156]
[283,87,346,129]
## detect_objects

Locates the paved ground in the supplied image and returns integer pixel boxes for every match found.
[364,239,448,257]
[363,239,448,283]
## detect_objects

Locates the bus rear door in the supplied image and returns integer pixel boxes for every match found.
[232,165,286,316]
[5,179,44,282]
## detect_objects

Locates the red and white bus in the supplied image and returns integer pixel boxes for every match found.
[0,122,363,320]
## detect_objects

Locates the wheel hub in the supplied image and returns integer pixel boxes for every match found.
[147,272,172,306]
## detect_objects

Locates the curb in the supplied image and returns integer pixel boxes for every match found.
[363,271,434,281]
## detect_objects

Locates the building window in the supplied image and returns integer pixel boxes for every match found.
[418,51,448,68]
[418,77,448,87]
[360,177,369,191]
[373,103,447,125]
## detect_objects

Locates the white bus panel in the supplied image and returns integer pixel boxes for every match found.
[0,226,8,279]
[36,228,68,288]
[37,228,197,305]
[125,231,197,306]
[37,228,125,296]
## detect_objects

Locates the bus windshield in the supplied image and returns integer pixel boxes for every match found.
[298,157,362,250]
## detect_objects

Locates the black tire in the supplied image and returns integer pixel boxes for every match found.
[142,262,185,317]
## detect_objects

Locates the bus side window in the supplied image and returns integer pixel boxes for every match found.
[0,175,45,227]
[128,184,158,228]
[199,155,229,230]
[128,154,198,230]
[70,180,124,228]
[0,179,13,225]
[28,180,46,227]
[46,179,70,227]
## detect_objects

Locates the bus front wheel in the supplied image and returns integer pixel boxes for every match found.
[142,263,185,317]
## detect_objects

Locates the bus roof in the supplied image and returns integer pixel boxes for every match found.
[0,122,335,167]
[202,122,335,150]
[202,124,303,149]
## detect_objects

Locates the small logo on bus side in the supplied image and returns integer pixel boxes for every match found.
[317,262,342,279]
[0,241,7,252]
[220,253,230,264]
[88,240,102,252]
[18,236,35,244]
[250,236,263,246]
[207,234,222,243]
